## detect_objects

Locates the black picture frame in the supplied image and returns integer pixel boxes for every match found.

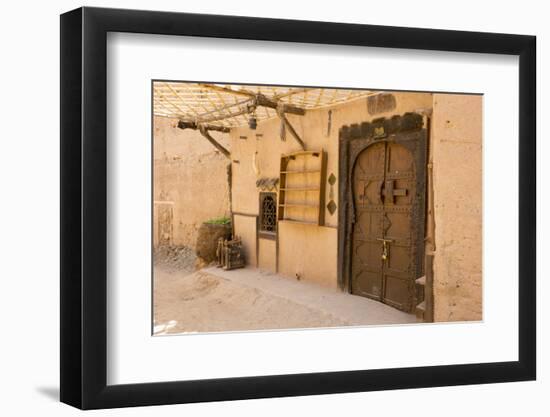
[60,6,536,410]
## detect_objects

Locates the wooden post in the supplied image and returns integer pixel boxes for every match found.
[177,120,230,133]
[282,115,306,150]
[177,120,231,159]
[425,253,435,322]
[198,126,231,159]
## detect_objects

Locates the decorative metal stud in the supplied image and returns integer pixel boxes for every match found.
[327,200,337,215]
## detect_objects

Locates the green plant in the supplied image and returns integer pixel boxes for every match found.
[204,216,231,225]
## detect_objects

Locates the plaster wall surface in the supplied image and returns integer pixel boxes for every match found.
[258,238,277,271]
[431,94,483,321]
[277,221,339,288]
[153,116,230,249]
[233,214,257,266]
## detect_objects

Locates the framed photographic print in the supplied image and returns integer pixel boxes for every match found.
[60,6,536,409]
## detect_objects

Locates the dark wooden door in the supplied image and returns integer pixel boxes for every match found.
[350,138,423,312]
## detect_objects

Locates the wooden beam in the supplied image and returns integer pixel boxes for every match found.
[424,253,435,322]
[255,94,305,116]
[176,120,231,159]
[177,120,230,133]
[174,85,306,128]
[193,105,252,125]
[198,126,231,159]
[281,115,306,150]
[194,93,306,124]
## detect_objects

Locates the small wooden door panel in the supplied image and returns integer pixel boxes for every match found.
[351,141,385,299]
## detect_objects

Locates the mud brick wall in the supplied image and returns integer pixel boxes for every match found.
[153,116,230,249]
[431,94,483,321]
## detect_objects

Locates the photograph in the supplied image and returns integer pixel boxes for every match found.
[152,81,483,335]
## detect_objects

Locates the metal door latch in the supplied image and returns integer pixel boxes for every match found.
[377,238,393,261]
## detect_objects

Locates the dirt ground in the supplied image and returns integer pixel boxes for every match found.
[153,246,415,335]
[153,267,349,334]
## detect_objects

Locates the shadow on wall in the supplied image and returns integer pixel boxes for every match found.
[35,386,59,401]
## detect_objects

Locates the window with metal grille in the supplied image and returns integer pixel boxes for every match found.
[259,192,277,235]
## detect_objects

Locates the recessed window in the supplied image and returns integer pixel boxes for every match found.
[259,192,277,235]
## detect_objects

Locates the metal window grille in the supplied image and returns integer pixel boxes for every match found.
[260,192,277,233]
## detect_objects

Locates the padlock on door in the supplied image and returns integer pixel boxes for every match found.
[377,238,393,261]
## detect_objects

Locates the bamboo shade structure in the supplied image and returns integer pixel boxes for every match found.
[153,82,379,129]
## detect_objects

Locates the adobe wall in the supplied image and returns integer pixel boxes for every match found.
[431,94,483,321]
[153,116,230,249]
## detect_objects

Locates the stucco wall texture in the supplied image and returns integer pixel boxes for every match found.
[431,94,483,321]
[153,116,230,249]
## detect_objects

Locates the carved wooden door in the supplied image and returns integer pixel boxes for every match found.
[351,138,423,312]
